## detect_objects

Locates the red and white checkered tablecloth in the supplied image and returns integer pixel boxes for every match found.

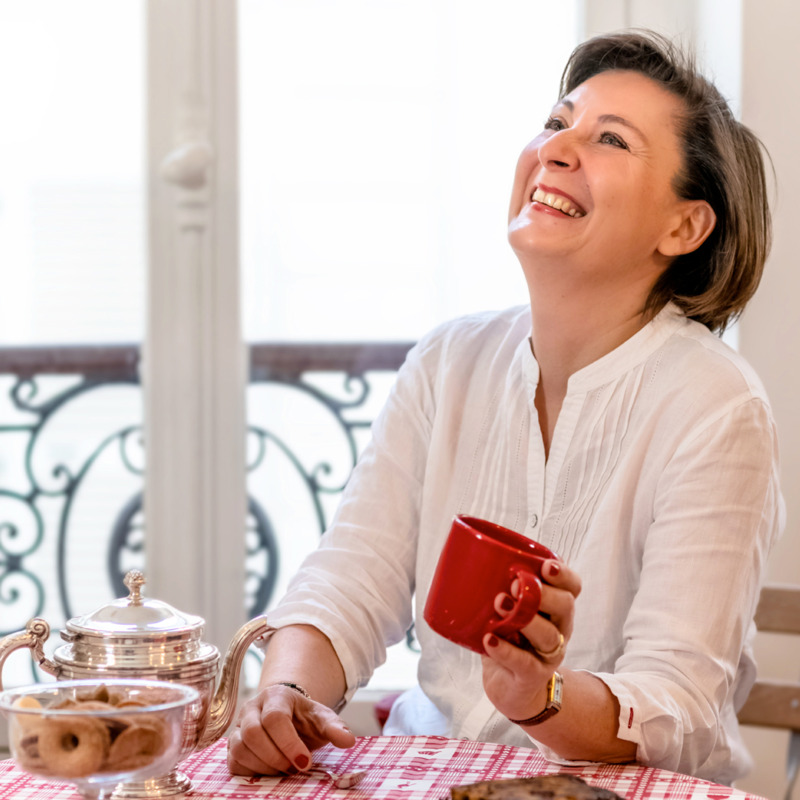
[0,736,767,800]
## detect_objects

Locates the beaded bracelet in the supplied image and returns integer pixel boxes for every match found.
[275,681,312,700]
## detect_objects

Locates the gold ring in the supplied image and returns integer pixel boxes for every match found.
[533,632,565,662]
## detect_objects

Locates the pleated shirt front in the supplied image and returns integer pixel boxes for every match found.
[267,303,783,785]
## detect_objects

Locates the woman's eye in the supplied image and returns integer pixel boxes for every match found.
[599,131,628,149]
[544,117,566,132]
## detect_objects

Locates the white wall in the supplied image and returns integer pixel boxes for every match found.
[737,2,800,799]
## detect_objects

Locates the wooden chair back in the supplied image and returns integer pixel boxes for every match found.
[737,584,800,730]
[737,584,800,800]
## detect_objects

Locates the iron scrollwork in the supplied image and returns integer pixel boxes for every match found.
[108,491,280,621]
[0,341,414,665]
[0,347,141,683]
[245,343,413,618]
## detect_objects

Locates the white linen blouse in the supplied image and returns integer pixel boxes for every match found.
[265,303,784,785]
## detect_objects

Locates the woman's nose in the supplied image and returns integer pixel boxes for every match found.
[538,130,578,170]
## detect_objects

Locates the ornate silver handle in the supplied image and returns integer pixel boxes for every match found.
[0,618,57,690]
[196,614,271,749]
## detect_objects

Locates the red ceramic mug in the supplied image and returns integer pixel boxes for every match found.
[423,515,558,654]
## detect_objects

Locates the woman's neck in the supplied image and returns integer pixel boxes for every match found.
[526,272,657,458]
[531,298,651,386]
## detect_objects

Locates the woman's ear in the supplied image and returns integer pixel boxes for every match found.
[657,200,717,258]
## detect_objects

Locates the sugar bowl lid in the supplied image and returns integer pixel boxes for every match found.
[66,570,204,638]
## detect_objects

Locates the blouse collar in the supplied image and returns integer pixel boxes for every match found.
[519,303,689,395]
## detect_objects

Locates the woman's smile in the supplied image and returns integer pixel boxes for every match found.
[508,69,690,281]
[530,185,586,218]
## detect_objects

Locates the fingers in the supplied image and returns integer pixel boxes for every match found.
[229,698,302,775]
[261,704,314,770]
[319,715,357,749]
[480,633,552,722]
[537,563,577,643]
[227,724,289,776]
[483,632,543,672]
[536,584,574,639]
[482,561,579,723]
[226,686,355,777]
[494,582,573,637]
[508,560,580,597]
[541,559,581,598]
[491,559,579,662]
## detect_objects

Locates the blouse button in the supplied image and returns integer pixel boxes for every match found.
[530,513,539,529]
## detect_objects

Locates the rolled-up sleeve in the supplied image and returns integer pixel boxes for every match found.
[264,334,438,702]
[535,395,783,782]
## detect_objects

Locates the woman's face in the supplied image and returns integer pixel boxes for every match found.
[508,69,696,285]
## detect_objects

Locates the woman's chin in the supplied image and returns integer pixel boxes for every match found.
[507,224,576,262]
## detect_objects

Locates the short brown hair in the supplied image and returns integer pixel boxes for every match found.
[560,30,771,333]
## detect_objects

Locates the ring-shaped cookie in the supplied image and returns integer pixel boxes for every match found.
[37,715,110,778]
[13,720,47,772]
[106,721,166,772]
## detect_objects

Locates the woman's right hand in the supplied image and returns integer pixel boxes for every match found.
[226,683,356,776]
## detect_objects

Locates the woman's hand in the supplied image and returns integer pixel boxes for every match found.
[227,684,356,776]
[481,559,581,722]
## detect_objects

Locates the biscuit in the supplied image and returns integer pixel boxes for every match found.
[107,720,166,771]
[36,715,110,778]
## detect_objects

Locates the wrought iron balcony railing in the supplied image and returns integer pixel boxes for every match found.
[0,341,413,683]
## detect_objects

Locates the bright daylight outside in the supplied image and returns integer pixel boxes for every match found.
[0,0,145,698]
[239,0,579,692]
[0,0,578,704]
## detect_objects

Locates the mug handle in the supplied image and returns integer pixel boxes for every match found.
[486,568,542,645]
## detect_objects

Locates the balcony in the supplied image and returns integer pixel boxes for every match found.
[0,340,413,688]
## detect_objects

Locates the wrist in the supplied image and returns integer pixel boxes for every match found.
[270,681,347,713]
[507,671,563,726]
[272,681,312,700]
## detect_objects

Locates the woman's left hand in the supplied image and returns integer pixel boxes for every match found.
[481,559,581,723]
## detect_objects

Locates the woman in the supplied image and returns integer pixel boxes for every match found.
[228,31,783,784]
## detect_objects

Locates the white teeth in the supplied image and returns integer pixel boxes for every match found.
[531,187,584,218]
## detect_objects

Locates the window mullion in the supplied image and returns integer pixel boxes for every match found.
[144,0,246,650]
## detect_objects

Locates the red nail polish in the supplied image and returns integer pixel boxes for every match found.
[295,754,310,770]
[500,595,515,612]
[486,634,499,648]
[548,561,561,577]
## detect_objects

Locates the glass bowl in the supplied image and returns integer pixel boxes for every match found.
[0,679,200,799]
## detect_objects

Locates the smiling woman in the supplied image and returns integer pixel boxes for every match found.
[228,29,782,788]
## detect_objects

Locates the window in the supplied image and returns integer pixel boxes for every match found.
[240,1,580,342]
[239,0,580,691]
[0,0,145,345]
[0,1,145,696]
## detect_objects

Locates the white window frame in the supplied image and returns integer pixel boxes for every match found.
[143,0,246,650]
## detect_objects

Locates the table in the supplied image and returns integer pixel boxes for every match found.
[0,735,768,800]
